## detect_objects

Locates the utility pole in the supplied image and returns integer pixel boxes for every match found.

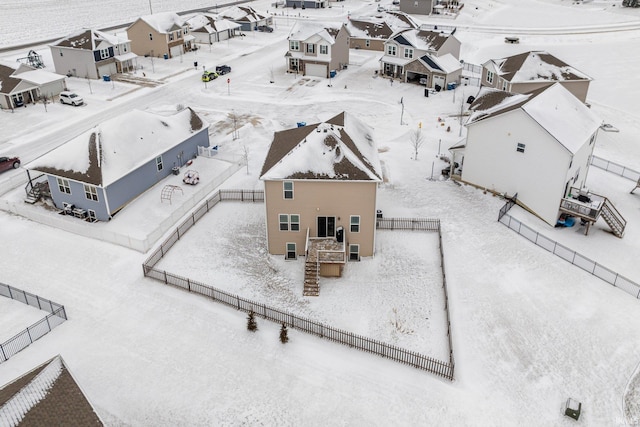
[149,0,153,14]
[400,97,404,125]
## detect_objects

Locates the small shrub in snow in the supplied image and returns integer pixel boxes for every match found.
[247,311,258,332]
[279,323,289,344]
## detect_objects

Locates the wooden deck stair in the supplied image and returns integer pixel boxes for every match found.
[303,260,320,296]
[600,199,626,238]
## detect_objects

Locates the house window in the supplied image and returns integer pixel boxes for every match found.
[100,48,109,59]
[306,43,315,54]
[350,215,360,233]
[589,134,595,145]
[486,70,494,84]
[386,44,396,56]
[279,214,289,231]
[290,58,299,72]
[516,143,526,153]
[57,178,71,194]
[290,214,300,231]
[501,79,508,90]
[349,244,360,261]
[183,27,188,35]
[84,184,98,201]
[365,40,370,48]
[177,30,182,39]
[283,181,293,199]
[156,155,163,171]
[169,33,174,41]
[320,45,328,55]
[87,210,97,222]
[286,243,297,260]
[290,40,300,51]
[149,33,153,41]
[59,51,63,57]
[404,48,413,59]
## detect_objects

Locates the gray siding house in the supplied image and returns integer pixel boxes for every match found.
[399,0,433,15]
[26,108,210,222]
[219,6,273,32]
[50,29,136,79]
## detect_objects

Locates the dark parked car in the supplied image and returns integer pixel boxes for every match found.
[0,156,20,173]
[257,25,274,33]
[215,65,232,75]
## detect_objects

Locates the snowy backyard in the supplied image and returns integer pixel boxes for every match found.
[1,0,640,425]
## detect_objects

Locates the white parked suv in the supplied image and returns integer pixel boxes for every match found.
[59,91,84,106]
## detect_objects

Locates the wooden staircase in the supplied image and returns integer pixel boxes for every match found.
[303,259,320,296]
[632,177,640,194]
[24,180,48,204]
[600,199,626,238]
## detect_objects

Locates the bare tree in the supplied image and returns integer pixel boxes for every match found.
[409,128,425,160]
[242,144,249,174]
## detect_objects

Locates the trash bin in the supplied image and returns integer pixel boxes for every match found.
[172,166,180,175]
[330,70,337,78]
[163,53,169,60]
[297,122,306,128]
[103,75,110,82]
[194,61,198,68]
[424,88,429,97]
[447,82,456,90]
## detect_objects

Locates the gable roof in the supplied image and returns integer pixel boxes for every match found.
[260,112,382,182]
[383,11,421,29]
[467,84,601,154]
[185,13,241,34]
[52,29,129,50]
[288,21,343,43]
[0,63,21,93]
[485,50,592,83]
[0,355,103,426]
[27,108,208,187]
[389,28,453,52]
[219,6,270,23]
[346,19,394,40]
[134,12,185,34]
[0,62,64,95]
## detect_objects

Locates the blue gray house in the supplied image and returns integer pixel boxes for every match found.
[26,107,210,222]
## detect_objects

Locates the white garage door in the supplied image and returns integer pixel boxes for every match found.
[218,31,229,41]
[169,45,183,58]
[433,75,445,90]
[305,63,327,78]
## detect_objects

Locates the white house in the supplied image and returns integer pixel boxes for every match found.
[452,83,602,226]
[185,13,241,44]
[285,21,350,78]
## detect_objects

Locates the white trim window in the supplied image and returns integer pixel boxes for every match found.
[516,143,526,153]
[350,215,360,233]
[286,243,297,260]
[404,48,413,59]
[319,45,328,55]
[283,181,293,199]
[149,33,153,41]
[100,48,110,59]
[279,214,289,231]
[290,40,300,51]
[365,40,370,48]
[57,177,71,194]
[486,70,494,84]
[386,44,397,56]
[290,214,300,231]
[84,184,98,201]
[156,156,164,171]
[349,244,360,261]
[306,43,315,54]
[87,210,97,222]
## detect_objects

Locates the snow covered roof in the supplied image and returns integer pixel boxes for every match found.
[346,19,394,40]
[288,21,343,43]
[136,12,186,34]
[186,13,241,34]
[389,28,454,53]
[383,11,421,30]
[0,355,103,426]
[467,84,601,154]
[0,62,64,94]
[485,51,592,83]
[430,53,461,73]
[52,29,129,50]
[219,6,270,23]
[27,108,208,187]
[260,112,382,182]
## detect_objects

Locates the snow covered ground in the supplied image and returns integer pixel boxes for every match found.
[1,0,640,425]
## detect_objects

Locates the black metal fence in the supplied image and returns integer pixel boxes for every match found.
[143,190,455,380]
[497,197,640,299]
[0,283,67,363]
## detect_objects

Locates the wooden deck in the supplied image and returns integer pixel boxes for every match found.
[306,238,345,263]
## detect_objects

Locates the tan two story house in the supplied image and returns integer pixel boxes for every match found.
[127,12,194,59]
[260,112,382,295]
